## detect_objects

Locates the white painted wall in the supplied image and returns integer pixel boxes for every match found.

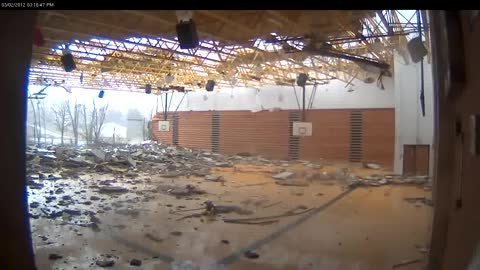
[162,77,394,112]
[30,74,394,117]
[393,51,434,175]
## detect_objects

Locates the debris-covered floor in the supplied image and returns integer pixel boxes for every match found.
[27,142,433,270]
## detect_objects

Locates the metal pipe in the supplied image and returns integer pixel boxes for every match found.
[167,91,174,113]
[417,10,426,117]
[302,85,306,121]
[174,92,188,113]
[292,85,301,112]
[164,92,168,121]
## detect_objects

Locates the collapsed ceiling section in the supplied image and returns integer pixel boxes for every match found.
[30,10,428,92]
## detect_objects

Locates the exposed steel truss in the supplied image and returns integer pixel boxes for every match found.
[30,10,428,92]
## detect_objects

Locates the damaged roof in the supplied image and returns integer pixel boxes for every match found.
[31,10,426,92]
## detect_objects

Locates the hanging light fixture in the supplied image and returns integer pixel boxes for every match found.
[145,84,152,94]
[175,10,199,49]
[254,63,263,77]
[231,78,238,87]
[175,10,193,22]
[164,73,175,84]
[371,38,384,52]
[61,47,76,72]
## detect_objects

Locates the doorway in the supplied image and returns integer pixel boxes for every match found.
[403,144,430,176]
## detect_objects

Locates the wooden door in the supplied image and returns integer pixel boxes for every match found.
[403,145,417,176]
[403,144,430,176]
[415,145,430,176]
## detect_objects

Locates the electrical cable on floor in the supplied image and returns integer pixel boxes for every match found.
[214,187,357,267]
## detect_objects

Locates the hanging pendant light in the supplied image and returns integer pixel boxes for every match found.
[164,73,175,84]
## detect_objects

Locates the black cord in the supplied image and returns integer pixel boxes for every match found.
[159,92,165,114]
[292,84,301,111]
[174,92,188,113]
[417,10,426,117]
[167,91,174,113]
[377,72,385,90]
[36,85,50,95]
[308,84,318,109]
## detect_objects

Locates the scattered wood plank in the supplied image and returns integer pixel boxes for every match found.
[262,201,282,209]
[234,182,270,188]
[223,208,313,223]
[392,259,422,269]
[176,213,204,221]
[172,207,205,213]
[224,220,279,225]
[275,180,309,187]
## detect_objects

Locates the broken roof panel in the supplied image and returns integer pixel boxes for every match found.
[31,10,425,92]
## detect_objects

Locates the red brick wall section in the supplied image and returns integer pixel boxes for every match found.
[253,111,290,160]
[218,111,289,160]
[362,109,395,168]
[151,113,173,145]
[299,110,351,162]
[219,111,256,155]
[152,109,395,166]
[177,111,212,151]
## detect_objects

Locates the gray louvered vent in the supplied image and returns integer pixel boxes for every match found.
[211,111,220,153]
[288,111,302,160]
[172,113,179,145]
[350,111,363,162]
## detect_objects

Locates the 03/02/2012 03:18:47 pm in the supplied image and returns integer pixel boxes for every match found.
[1,2,55,8]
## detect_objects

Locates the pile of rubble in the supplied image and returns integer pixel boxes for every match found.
[26,141,299,179]
[25,142,284,227]
[26,141,434,268]
[26,141,239,178]
[271,163,431,189]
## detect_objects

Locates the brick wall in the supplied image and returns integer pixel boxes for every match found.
[177,111,212,151]
[299,110,351,162]
[152,109,395,166]
[217,111,289,159]
[151,114,173,145]
[219,111,256,155]
[253,111,290,159]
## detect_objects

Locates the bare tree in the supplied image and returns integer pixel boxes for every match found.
[81,104,93,145]
[67,99,81,146]
[41,101,47,146]
[81,99,109,145]
[93,100,109,144]
[52,101,70,145]
[29,98,41,145]
[36,103,43,145]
